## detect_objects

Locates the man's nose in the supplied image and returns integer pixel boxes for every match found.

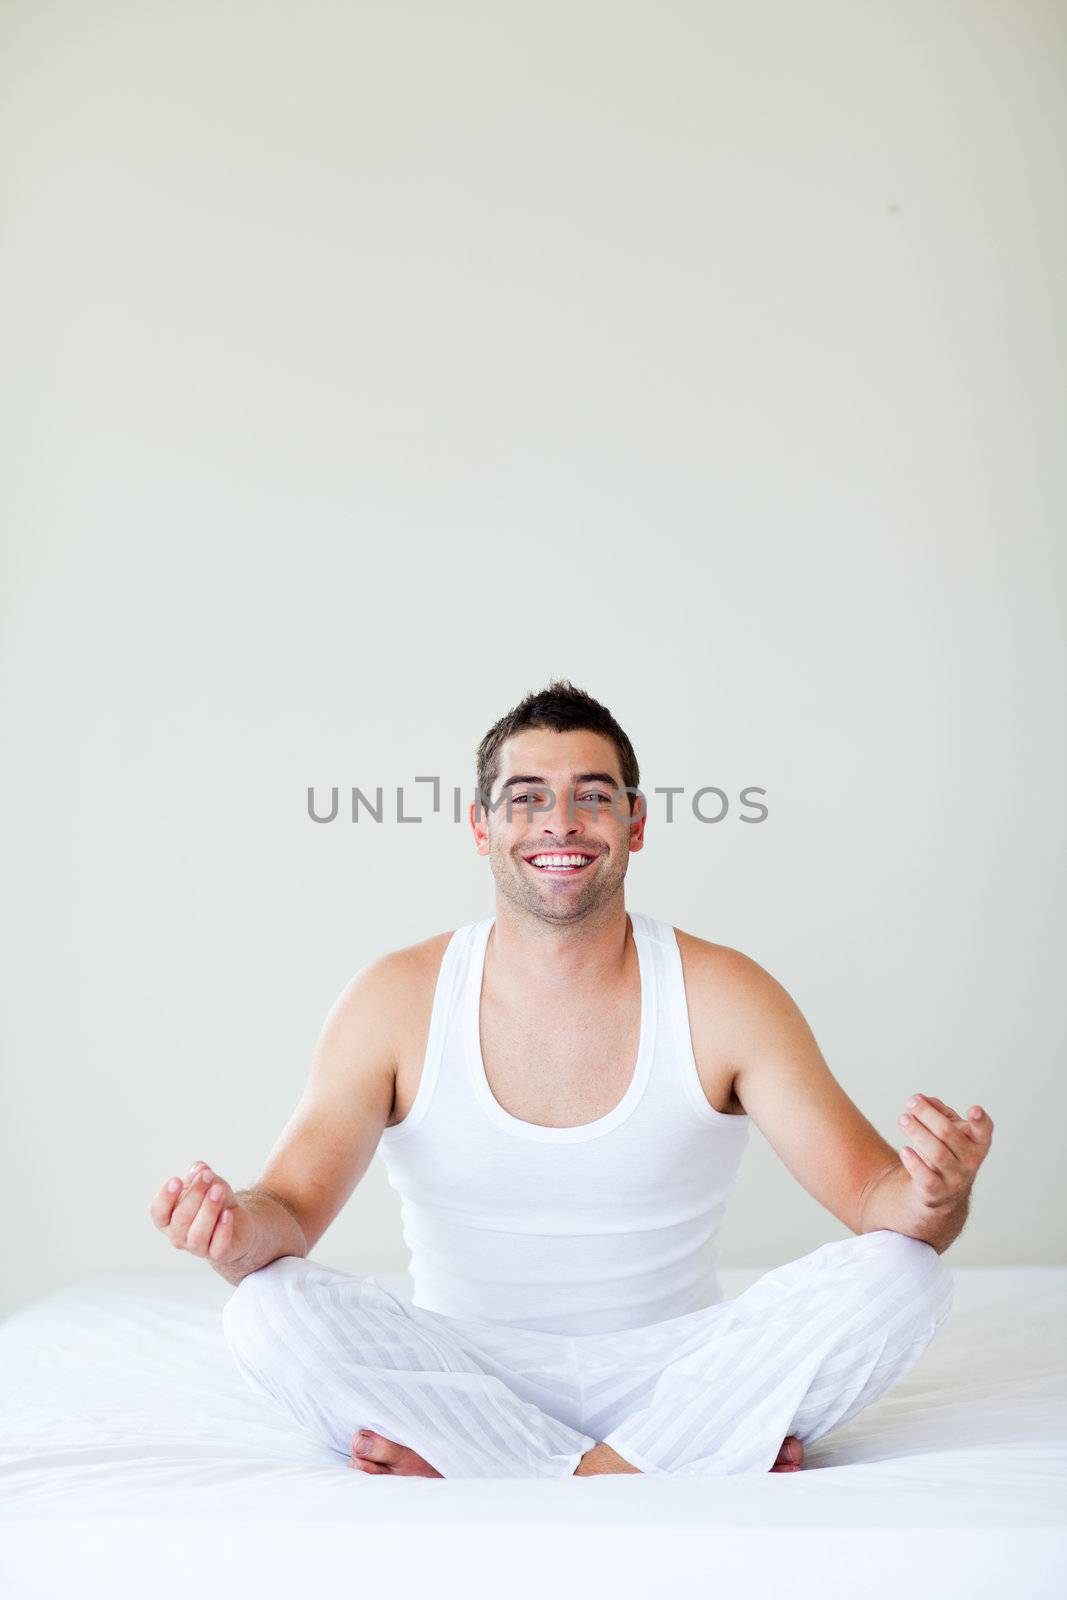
[538,790,581,832]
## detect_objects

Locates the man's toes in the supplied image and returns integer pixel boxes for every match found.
[350,1430,399,1471]
[348,1427,444,1477]
[770,1435,804,1472]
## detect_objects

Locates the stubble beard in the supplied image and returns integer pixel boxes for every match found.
[487,832,627,925]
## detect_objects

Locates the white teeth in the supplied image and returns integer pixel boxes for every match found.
[528,854,593,868]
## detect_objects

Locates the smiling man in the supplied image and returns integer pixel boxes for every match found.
[150,679,993,1478]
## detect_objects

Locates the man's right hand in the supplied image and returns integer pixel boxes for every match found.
[148,1160,252,1266]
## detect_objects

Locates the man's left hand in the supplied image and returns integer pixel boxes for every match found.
[896,1093,993,1208]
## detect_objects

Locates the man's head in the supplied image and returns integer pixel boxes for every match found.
[471,679,646,924]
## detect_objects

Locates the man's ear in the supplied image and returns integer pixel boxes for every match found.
[469,800,490,855]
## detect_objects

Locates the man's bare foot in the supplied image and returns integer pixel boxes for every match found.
[574,1435,805,1475]
[574,1442,641,1475]
[348,1427,804,1478]
[770,1435,804,1472]
[348,1429,443,1476]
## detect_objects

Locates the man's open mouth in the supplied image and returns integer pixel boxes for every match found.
[522,853,598,874]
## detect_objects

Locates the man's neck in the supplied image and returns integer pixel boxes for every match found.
[486,897,634,999]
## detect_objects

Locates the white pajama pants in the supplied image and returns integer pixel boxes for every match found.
[221,1228,954,1479]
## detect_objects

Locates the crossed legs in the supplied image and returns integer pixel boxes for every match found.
[222,1229,953,1479]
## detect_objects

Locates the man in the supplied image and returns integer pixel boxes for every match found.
[149,680,993,1478]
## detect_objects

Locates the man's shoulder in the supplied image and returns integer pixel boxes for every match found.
[667,928,778,1114]
[675,921,799,1043]
[325,931,460,1072]
[672,925,768,984]
[671,926,791,1023]
[356,927,461,1008]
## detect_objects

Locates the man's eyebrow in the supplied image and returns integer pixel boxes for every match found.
[499,772,622,789]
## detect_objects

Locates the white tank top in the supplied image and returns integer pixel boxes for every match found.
[377,911,750,1335]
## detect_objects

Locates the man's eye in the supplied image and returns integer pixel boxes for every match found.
[507,790,611,806]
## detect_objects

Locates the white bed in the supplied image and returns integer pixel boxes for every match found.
[1,1264,1064,1599]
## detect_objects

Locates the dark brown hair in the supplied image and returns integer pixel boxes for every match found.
[476,678,641,814]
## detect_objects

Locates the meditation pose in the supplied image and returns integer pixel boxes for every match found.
[149,680,993,1478]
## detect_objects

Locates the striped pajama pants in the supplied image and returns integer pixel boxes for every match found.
[221,1228,954,1479]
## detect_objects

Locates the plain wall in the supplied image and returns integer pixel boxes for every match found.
[1,0,1064,1317]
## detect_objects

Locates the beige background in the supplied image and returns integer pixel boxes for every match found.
[2,0,1064,1318]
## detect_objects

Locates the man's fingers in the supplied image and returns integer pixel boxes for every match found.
[899,1097,963,1165]
[927,1095,990,1150]
[148,1176,190,1229]
[207,1207,236,1261]
[902,1095,960,1147]
[164,1165,220,1247]
[149,1162,228,1249]
[184,1173,234,1254]
[914,1094,993,1148]
[924,1095,963,1123]
[900,1142,936,1175]
[967,1106,994,1145]
[898,1146,946,1205]
[928,1096,994,1163]
[897,1116,952,1173]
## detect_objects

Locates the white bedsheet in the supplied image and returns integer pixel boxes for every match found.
[1,1265,1064,1598]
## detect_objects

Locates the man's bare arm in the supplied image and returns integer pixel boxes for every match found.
[149,954,403,1283]
[686,943,992,1254]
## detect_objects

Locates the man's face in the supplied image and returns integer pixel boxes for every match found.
[470,728,645,923]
